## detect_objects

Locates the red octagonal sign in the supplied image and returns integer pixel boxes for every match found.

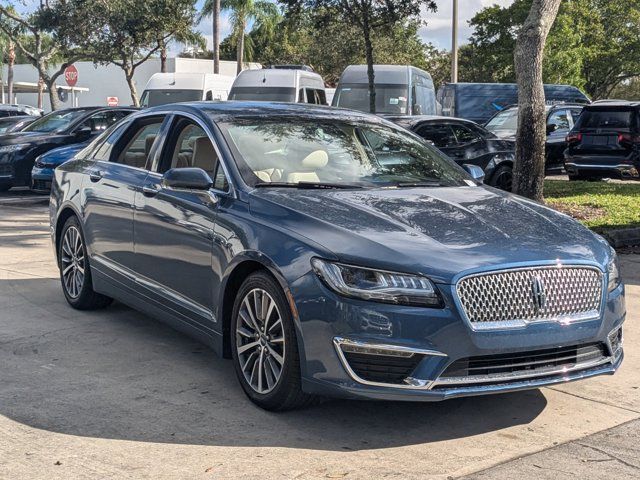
[64,65,78,87]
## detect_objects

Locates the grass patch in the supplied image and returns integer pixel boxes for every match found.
[544,179,640,233]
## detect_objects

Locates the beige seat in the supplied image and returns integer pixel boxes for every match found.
[286,150,329,183]
[254,168,283,183]
[192,137,217,175]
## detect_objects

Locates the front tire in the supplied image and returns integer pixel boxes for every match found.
[489,165,513,191]
[58,216,112,310]
[230,271,317,411]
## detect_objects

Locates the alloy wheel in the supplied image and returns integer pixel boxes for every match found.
[61,226,85,299]
[235,288,286,394]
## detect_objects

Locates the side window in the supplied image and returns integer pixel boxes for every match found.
[416,124,457,148]
[548,109,570,131]
[161,118,220,180]
[205,90,213,101]
[92,122,130,162]
[78,110,129,134]
[213,163,229,191]
[450,124,480,144]
[304,88,317,104]
[569,108,583,126]
[298,89,306,103]
[115,119,164,169]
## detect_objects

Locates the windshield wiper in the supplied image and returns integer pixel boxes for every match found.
[255,182,365,190]
[395,181,446,188]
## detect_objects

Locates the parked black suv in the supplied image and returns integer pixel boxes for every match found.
[564,101,640,180]
[484,103,585,173]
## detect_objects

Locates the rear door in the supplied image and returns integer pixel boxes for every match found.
[573,107,637,156]
[82,114,167,281]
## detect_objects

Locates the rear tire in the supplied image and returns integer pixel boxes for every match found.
[230,271,317,411]
[58,216,112,310]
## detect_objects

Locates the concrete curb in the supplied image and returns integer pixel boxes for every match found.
[603,227,640,249]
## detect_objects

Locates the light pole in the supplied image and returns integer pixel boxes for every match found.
[451,0,458,83]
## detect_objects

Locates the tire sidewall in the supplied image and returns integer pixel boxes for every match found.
[59,216,93,307]
[230,272,299,407]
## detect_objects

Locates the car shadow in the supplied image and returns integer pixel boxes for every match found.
[0,277,547,451]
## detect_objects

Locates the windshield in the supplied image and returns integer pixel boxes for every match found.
[217,117,470,188]
[229,87,297,102]
[140,89,202,107]
[334,84,409,114]
[485,108,519,134]
[23,109,93,133]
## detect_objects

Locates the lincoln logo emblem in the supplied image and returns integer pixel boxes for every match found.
[531,276,547,311]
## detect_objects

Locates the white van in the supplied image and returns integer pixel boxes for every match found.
[140,73,235,107]
[228,67,327,104]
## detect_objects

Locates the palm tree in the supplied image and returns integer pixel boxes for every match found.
[202,0,279,74]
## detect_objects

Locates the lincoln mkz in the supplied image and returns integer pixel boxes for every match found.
[50,102,625,410]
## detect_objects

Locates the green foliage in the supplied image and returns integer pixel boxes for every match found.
[239,10,440,86]
[462,0,640,99]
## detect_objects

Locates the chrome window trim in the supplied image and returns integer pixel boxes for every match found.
[333,336,446,390]
[148,110,235,196]
[453,264,606,332]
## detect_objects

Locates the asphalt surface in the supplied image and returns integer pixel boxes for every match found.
[0,195,638,479]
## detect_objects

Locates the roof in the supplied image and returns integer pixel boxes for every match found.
[145,101,388,123]
[584,100,640,108]
[384,114,477,127]
[339,65,432,84]
[231,69,324,88]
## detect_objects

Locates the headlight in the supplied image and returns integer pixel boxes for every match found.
[311,258,441,307]
[607,250,621,292]
[0,143,30,153]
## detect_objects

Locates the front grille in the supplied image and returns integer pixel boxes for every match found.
[456,266,603,328]
[342,351,423,385]
[433,343,608,387]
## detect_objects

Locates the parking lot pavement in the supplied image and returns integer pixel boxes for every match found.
[0,203,638,480]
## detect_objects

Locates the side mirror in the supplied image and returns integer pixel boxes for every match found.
[413,104,422,115]
[546,123,558,135]
[74,126,92,139]
[162,167,213,190]
[463,164,485,183]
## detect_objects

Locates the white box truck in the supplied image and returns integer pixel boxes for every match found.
[140,73,235,107]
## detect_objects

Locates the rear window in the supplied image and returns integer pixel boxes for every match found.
[578,109,635,130]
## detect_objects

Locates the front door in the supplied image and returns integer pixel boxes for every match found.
[82,115,166,280]
[545,109,571,172]
[133,115,229,332]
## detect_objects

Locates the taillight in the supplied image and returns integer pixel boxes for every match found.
[618,133,640,146]
[566,132,582,144]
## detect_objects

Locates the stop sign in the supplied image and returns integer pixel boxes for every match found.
[64,65,78,87]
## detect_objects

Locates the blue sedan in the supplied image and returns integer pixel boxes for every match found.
[31,142,90,193]
[49,102,625,410]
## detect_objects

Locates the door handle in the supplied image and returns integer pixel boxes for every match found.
[142,184,159,197]
[89,170,103,182]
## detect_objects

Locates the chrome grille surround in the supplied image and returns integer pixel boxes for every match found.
[455,265,604,331]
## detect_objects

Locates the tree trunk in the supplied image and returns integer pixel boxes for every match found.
[7,41,14,104]
[212,0,220,74]
[45,77,60,111]
[236,24,245,75]
[512,0,561,201]
[160,44,167,73]
[125,69,139,107]
[362,15,376,113]
[37,76,44,110]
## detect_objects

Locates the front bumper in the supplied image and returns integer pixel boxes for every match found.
[291,271,626,401]
[31,166,55,193]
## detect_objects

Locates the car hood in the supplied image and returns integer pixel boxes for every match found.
[0,131,63,146]
[39,143,88,165]
[249,186,608,284]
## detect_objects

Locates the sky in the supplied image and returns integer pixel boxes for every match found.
[192,0,515,53]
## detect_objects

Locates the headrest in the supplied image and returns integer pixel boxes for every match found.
[192,136,217,173]
[301,150,328,169]
[145,135,156,156]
